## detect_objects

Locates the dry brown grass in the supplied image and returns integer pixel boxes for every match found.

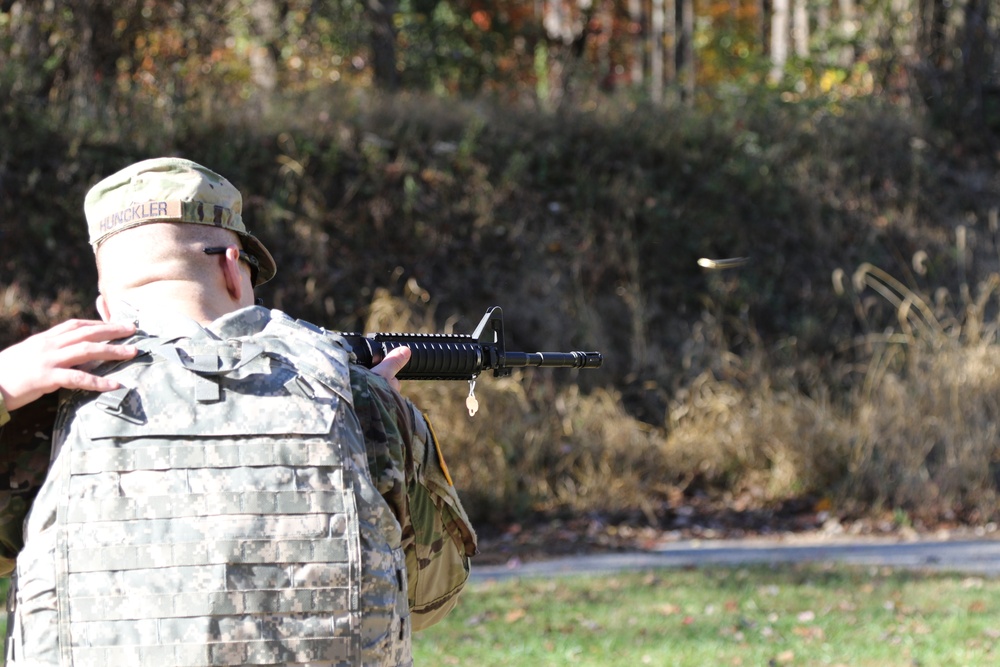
[839,263,1000,520]
[367,249,1000,528]
[362,292,853,524]
[666,372,851,501]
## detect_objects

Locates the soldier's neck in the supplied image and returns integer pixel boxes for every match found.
[103,281,241,325]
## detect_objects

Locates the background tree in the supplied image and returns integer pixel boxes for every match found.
[677,0,695,100]
[365,0,400,89]
[3,0,999,137]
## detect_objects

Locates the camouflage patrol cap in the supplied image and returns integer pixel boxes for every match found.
[85,157,277,285]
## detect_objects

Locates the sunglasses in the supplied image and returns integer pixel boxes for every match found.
[203,246,260,287]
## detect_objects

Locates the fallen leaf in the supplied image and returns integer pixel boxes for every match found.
[793,626,825,641]
[505,608,526,623]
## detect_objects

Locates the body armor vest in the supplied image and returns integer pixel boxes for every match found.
[6,310,411,666]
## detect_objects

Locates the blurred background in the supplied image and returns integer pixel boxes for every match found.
[2,0,1000,549]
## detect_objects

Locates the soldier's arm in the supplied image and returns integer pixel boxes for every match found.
[349,366,477,630]
[398,403,478,629]
[0,393,59,577]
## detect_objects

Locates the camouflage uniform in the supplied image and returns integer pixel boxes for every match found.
[0,306,477,666]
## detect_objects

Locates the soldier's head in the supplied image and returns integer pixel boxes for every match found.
[85,158,276,322]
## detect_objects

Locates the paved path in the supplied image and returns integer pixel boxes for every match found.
[471,535,1000,582]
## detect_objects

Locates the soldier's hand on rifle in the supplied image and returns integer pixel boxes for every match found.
[370,345,410,392]
[0,319,138,412]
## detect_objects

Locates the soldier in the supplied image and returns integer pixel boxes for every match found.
[0,157,477,666]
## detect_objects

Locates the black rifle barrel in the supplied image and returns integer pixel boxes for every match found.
[341,335,603,380]
[503,351,604,369]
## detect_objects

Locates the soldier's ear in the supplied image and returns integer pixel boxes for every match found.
[220,245,246,303]
[96,294,112,323]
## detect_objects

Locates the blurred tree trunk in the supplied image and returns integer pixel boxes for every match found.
[628,0,644,86]
[770,0,790,80]
[759,0,771,59]
[650,0,665,101]
[5,1,47,98]
[838,0,857,67]
[960,0,994,135]
[792,0,809,59]
[915,0,949,102]
[533,0,597,107]
[918,0,949,68]
[247,1,286,94]
[665,0,677,97]
[363,0,400,89]
[594,0,614,88]
[676,0,694,101]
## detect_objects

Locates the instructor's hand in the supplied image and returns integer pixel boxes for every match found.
[0,319,138,412]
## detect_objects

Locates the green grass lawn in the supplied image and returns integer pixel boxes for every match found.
[3,565,998,665]
[414,564,1000,666]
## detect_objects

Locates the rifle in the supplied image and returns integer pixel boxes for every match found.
[339,306,603,415]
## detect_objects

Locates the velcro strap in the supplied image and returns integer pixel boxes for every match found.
[95,386,146,424]
[284,375,316,399]
[95,386,131,414]
[194,375,221,403]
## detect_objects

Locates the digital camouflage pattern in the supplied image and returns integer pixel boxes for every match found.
[2,306,476,666]
[0,395,56,577]
[350,370,477,630]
